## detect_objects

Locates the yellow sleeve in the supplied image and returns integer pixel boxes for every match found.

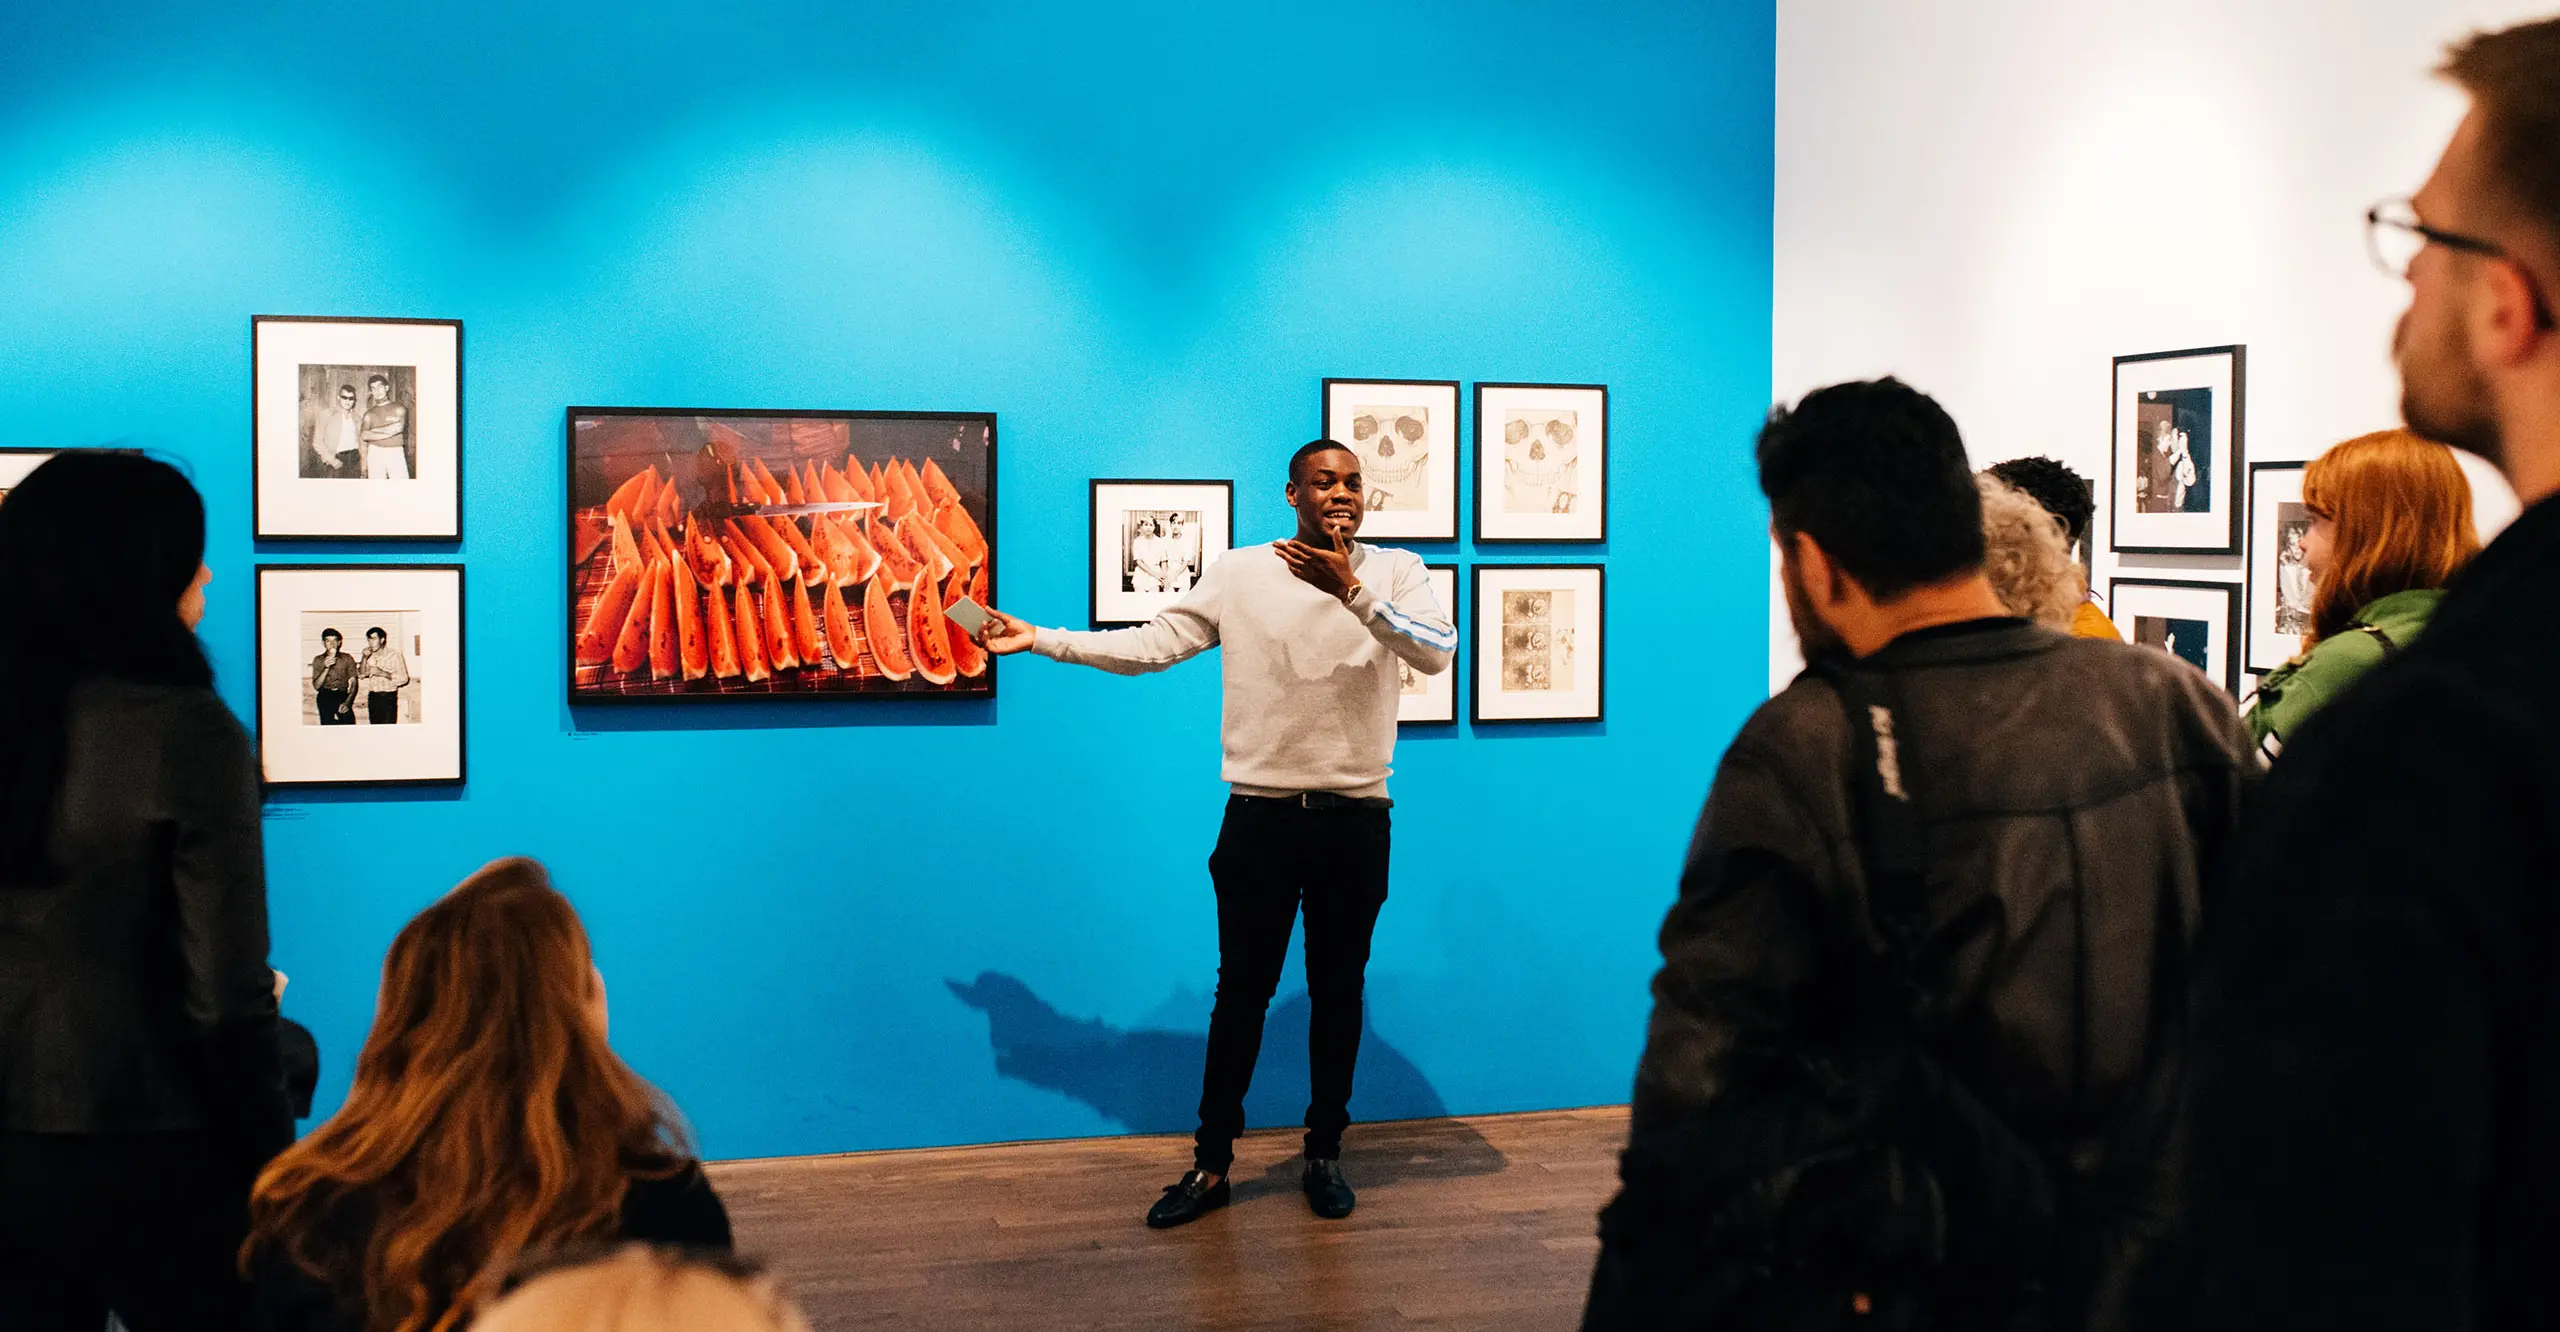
[2072,600,2122,641]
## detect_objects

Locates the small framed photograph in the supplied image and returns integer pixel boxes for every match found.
[1473,564,1603,724]
[1397,563,1460,726]
[2,446,138,505]
[2110,345,2245,555]
[1474,382,1607,543]
[2246,462,2312,674]
[254,316,463,541]
[1323,378,1459,541]
[1091,479,1233,627]
[2109,577,2241,696]
[256,564,466,788]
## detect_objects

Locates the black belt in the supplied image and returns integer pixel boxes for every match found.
[1234,791,1393,811]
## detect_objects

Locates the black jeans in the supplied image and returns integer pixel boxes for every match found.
[1194,795,1390,1174]
[0,1130,258,1331]
[315,687,351,724]
[367,690,398,724]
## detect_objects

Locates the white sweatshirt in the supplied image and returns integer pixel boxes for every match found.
[1032,542,1456,799]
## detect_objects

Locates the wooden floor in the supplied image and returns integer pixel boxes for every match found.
[709,1105,1628,1330]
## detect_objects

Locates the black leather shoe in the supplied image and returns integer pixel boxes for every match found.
[1146,1169,1230,1229]
[1303,1157,1356,1219]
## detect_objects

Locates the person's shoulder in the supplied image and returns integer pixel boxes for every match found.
[2043,634,2251,757]
[1727,670,1852,775]
[621,1159,733,1249]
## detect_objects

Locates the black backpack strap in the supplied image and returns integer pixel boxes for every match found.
[1819,660,1930,960]
[2357,622,2401,655]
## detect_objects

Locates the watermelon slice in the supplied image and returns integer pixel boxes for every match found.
[920,457,961,511]
[943,568,987,679]
[577,565,643,667]
[782,463,808,507]
[749,457,789,507]
[824,515,884,586]
[686,521,730,589]
[863,577,915,681]
[612,558,662,675]
[789,578,825,668]
[895,512,957,586]
[733,579,771,683]
[774,516,828,585]
[869,517,924,591]
[574,512,613,567]
[934,500,988,567]
[821,580,862,673]
[611,516,645,579]
[647,557,679,681]
[840,458,876,503]
[907,567,958,686]
[969,563,988,608]
[604,465,656,522]
[705,581,741,679]
[738,517,799,585]
[671,553,708,681]
[917,516,970,578]
[818,462,854,504]
[654,476,683,530]
[761,571,800,671]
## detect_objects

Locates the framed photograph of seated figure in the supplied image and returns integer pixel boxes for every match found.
[2246,461,2312,674]
[1474,382,1607,543]
[2110,345,2245,556]
[1396,563,1460,726]
[1322,378,1459,541]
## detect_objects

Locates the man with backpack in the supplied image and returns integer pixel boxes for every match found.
[1583,378,2252,1330]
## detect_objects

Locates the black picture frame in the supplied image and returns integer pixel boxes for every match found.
[1472,381,1609,545]
[563,406,998,704]
[252,315,466,543]
[2109,344,2246,557]
[2108,576,2242,696]
[1470,562,1605,725]
[1089,478,1235,628]
[1321,377,1461,542]
[2245,460,2311,675]
[1397,561,1462,728]
[254,562,468,790]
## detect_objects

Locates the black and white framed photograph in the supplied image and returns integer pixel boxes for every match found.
[1472,564,1603,724]
[2110,345,2244,555]
[1398,563,1460,726]
[2246,461,2312,674]
[2109,577,2241,696]
[1322,378,1459,541]
[1091,479,1233,628]
[254,316,462,541]
[1474,382,1607,543]
[1,446,138,505]
[256,565,464,787]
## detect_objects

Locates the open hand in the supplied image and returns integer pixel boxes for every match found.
[1277,528,1358,602]
[982,608,1038,655]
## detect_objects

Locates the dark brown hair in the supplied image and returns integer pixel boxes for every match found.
[2441,18,2560,267]
[2301,430,2479,646]
[244,858,692,1332]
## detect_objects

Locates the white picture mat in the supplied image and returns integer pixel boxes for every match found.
[1092,482,1231,625]
[1397,565,1459,724]
[2110,579,2237,694]
[258,567,463,784]
[2246,465,2308,673]
[1473,565,1602,722]
[1475,384,1606,541]
[0,452,52,489]
[255,319,459,538]
[2112,351,2238,550]
[1325,380,1457,540]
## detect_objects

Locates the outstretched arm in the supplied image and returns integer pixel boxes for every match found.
[982,558,1224,676]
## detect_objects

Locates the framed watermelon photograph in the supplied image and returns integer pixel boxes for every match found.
[565,407,995,703]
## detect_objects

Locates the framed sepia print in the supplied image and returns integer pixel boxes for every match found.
[2110,345,2245,555]
[1091,479,1232,628]
[1322,378,1459,541]
[1472,563,1603,724]
[256,564,466,788]
[1474,382,1607,543]
[253,316,463,541]
[567,408,996,702]
[2245,461,2312,674]
[2109,577,2241,696]
[1397,563,1460,726]
[1,446,138,505]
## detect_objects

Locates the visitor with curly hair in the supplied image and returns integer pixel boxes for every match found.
[1986,455,2119,640]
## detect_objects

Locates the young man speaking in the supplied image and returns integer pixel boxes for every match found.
[983,439,1454,1228]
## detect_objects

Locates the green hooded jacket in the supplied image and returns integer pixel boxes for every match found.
[2245,588,2444,754]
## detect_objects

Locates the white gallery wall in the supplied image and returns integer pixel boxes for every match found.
[1769,0,2542,689]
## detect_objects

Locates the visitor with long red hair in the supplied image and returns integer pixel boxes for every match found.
[2245,428,2480,756]
[245,857,730,1332]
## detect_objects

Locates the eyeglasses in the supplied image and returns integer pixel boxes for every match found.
[2367,196,2557,329]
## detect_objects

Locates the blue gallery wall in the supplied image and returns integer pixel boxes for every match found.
[0,1,1776,1158]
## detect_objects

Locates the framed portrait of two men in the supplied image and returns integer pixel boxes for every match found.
[253,315,463,541]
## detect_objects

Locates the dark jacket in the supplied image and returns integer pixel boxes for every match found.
[253,1164,734,1332]
[0,680,291,1156]
[2184,497,2560,1330]
[1598,620,2251,1330]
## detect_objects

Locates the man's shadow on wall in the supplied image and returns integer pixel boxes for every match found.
[947,971,1504,1196]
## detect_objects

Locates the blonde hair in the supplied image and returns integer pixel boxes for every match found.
[474,1247,810,1332]
[1976,474,2085,628]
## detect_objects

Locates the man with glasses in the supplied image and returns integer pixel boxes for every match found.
[2178,19,2560,1331]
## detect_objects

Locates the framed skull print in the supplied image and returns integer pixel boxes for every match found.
[1474,383,1607,543]
[1322,378,1459,542]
